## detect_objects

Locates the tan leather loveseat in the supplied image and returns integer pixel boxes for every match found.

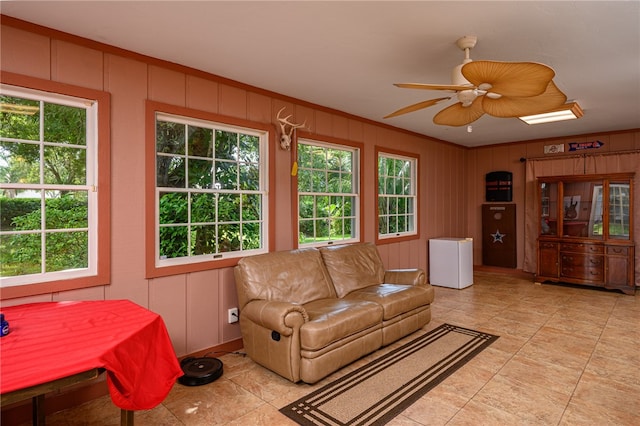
[233,242,435,383]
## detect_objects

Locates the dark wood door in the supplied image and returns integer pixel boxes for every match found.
[482,204,517,268]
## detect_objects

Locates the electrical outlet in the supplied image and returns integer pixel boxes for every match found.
[228,308,239,324]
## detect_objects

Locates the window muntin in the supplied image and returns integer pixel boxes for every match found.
[297,139,359,246]
[608,182,631,239]
[377,152,417,239]
[154,112,267,267]
[0,86,98,287]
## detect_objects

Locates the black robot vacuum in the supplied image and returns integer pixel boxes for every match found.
[178,357,224,386]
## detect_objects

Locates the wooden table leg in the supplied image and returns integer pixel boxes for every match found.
[32,394,45,425]
[121,409,134,426]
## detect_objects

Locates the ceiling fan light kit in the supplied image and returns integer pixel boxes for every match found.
[385,36,572,127]
[518,102,584,125]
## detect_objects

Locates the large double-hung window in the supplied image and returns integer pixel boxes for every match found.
[377,149,418,241]
[0,82,107,292]
[297,139,360,246]
[151,109,269,273]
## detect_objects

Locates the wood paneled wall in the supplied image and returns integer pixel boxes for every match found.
[1,17,638,356]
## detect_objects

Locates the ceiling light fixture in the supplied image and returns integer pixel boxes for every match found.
[518,102,583,125]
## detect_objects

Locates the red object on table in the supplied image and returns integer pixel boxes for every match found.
[0,300,183,411]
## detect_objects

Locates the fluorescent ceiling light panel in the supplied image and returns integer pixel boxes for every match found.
[519,102,583,125]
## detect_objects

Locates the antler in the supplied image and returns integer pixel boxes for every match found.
[276,107,307,150]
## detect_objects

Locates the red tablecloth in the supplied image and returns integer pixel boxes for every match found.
[0,300,183,411]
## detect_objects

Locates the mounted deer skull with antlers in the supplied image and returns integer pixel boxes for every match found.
[276,107,306,150]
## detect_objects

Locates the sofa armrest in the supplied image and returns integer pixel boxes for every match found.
[384,269,426,286]
[241,300,309,336]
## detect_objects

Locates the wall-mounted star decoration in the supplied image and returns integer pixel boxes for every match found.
[491,229,506,243]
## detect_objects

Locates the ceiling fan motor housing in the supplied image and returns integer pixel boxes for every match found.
[451,63,472,86]
[456,89,477,107]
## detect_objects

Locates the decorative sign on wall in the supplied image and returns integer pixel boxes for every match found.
[568,140,604,151]
[543,144,565,154]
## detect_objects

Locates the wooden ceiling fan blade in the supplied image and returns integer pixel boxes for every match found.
[384,97,450,119]
[482,81,567,118]
[462,61,555,97]
[394,83,472,91]
[433,96,485,126]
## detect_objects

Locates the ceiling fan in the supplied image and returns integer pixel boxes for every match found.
[384,36,568,126]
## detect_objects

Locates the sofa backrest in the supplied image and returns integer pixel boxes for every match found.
[320,242,385,298]
[234,248,337,309]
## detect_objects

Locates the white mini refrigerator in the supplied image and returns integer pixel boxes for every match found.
[429,238,473,289]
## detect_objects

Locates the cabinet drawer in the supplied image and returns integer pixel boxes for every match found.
[540,242,558,250]
[560,243,604,254]
[561,254,604,268]
[560,253,604,282]
[606,246,629,256]
[561,265,604,281]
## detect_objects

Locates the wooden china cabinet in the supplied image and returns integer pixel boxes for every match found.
[536,173,635,294]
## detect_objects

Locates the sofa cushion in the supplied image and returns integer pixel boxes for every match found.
[300,298,383,351]
[344,283,435,320]
[320,243,385,298]
[235,248,336,308]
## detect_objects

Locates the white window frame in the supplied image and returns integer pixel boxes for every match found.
[154,112,269,268]
[297,138,360,247]
[0,84,99,288]
[377,151,418,239]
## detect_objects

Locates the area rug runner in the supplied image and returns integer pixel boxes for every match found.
[280,323,499,426]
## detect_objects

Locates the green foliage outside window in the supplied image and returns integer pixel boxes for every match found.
[378,154,416,237]
[297,142,357,244]
[155,117,264,261]
[1,94,90,278]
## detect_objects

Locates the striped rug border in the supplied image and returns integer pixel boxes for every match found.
[280,323,499,426]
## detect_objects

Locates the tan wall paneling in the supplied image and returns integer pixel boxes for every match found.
[0,25,50,79]
[484,132,640,278]
[187,270,220,354]
[247,91,271,123]
[2,18,636,360]
[149,274,188,355]
[148,64,186,105]
[52,285,106,302]
[362,123,379,243]
[274,102,295,251]
[610,131,638,151]
[219,83,248,118]
[103,54,150,307]
[51,39,104,90]
[219,267,242,343]
[331,114,349,140]
[186,75,219,113]
[347,118,365,142]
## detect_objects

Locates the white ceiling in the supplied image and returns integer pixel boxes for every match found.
[2,1,639,147]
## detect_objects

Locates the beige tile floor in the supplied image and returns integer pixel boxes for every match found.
[21,271,640,425]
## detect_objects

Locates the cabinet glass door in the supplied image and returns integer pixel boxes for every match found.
[563,180,598,238]
[587,183,604,239]
[608,181,631,239]
[540,181,557,235]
